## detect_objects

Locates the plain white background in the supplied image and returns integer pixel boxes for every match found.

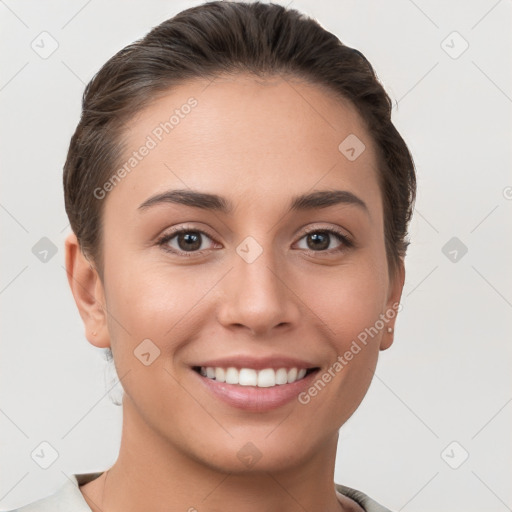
[1,1,511,511]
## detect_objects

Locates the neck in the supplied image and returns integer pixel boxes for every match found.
[82,396,350,512]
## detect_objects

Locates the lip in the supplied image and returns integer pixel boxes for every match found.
[191,355,318,371]
[192,366,320,412]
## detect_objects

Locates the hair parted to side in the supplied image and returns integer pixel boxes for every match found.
[64,0,416,287]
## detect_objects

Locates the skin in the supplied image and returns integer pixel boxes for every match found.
[66,73,405,512]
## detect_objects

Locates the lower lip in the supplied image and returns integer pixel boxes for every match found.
[192,368,320,412]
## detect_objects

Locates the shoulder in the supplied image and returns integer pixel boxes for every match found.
[4,473,102,512]
[7,475,391,512]
[335,482,395,512]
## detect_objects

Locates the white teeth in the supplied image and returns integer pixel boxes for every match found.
[225,367,238,384]
[257,368,275,387]
[198,366,311,387]
[287,367,297,382]
[239,368,257,386]
[275,368,288,385]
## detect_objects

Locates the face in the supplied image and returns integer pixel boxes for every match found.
[70,73,404,474]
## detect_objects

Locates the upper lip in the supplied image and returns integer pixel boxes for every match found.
[192,355,319,371]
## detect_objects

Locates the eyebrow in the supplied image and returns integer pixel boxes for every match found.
[138,189,368,215]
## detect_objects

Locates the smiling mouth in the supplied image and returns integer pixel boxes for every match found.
[192,366,319,388]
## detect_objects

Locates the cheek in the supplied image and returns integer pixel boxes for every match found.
[295,263,387,425]
[103,253,218,359]
[303,258,388,345]
[108,268,179,323]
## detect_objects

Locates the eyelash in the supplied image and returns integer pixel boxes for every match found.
[156,225,354,258]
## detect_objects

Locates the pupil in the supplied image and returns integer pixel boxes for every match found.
[308,232,329,251]
[179,232,201,251]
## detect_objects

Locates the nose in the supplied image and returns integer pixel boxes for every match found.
[216,241,301,338]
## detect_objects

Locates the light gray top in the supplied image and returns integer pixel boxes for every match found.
[6,472,394,512]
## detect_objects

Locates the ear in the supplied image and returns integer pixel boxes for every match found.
[64,232,110,349]
[379,259,405,351]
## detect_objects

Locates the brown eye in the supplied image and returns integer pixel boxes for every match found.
[295,228,353,254]
[176,231,203,251]
[305,231,331,251]
[158,229,217,255]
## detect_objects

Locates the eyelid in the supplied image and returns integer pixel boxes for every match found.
[298,221,353,240]
[298,223,354,245]
[299,223,352,240]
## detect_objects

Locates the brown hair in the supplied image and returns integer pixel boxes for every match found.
[64,0,416,283]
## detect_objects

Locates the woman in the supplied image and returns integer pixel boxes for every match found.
[11,2,415,511]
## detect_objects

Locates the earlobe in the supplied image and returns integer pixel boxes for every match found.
[64,233,110,349]
[380,260,405,351]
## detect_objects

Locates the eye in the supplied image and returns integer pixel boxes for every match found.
[294,227,352,254]
[156,225,353,258]
[157,228,219,256]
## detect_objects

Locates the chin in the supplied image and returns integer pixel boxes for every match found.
[185,432,321,475]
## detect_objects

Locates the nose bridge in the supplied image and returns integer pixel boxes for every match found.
[217,233,299,335]
[236,234,282,297]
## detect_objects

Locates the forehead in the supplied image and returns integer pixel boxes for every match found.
[106,73,382,217]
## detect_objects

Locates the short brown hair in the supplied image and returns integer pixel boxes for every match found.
[63,0,416,282]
